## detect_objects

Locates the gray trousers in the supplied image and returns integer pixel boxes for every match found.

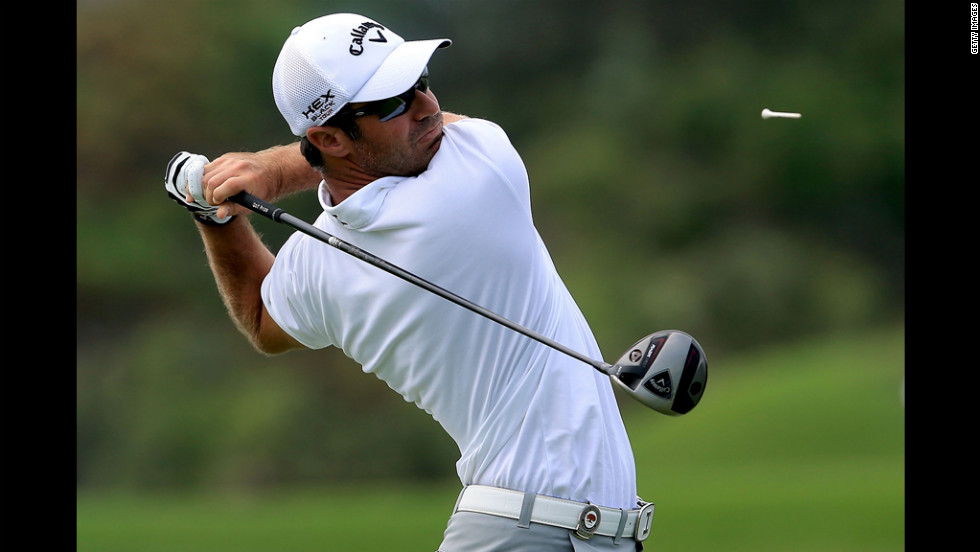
[437,511,644,552]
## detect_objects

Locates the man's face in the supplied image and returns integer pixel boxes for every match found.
[346,86,446,178]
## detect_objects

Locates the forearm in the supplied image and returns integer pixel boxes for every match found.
[442,112,468,125]
[195,217,293,354]
[203,144,322,219]
[254,143,323,200]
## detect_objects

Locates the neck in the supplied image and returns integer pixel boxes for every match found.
[322,179,362,205]
[321,158,378,205]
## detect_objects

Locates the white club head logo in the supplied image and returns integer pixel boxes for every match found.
[643,370,673,399]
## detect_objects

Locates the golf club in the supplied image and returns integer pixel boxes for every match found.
[229,191,707,415]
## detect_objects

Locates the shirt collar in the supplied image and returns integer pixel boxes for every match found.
[317,176,406,229]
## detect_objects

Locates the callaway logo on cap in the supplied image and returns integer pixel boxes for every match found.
[348,21,389,55]
[272,12,452,136]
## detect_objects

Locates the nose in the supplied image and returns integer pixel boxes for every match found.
[411,88,440,120]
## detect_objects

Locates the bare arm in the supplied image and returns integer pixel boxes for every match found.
[196,216,305,355]
[442,112,468,125]
[202,143,322,219]
[202,115,468,217]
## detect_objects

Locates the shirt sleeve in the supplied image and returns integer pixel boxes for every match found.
[260,231,335,350]
[445,118,531,214]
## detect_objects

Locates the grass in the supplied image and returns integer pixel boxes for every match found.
[77,324,904,551]
[76,484,459,551]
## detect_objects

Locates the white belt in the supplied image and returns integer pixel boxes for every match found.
[454,485,655,542]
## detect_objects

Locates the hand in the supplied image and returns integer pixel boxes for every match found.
[201,151,287,220]
[164,151,234,225]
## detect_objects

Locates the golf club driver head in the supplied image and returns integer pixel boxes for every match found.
[610,330,708,415]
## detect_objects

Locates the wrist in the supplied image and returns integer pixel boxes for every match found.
[193,213,237,226]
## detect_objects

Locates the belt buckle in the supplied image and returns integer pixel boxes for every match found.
[634,501,655,542]
[574,504,601,540]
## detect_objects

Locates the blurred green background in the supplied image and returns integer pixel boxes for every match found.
[77,0,904,550]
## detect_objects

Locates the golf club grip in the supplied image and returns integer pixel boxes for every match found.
[229,191,284,221]
[228,191,615,375]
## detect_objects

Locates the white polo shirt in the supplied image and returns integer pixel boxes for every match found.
[262,118,637,509]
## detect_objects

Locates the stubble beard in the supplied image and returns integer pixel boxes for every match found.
[350,114,443,178]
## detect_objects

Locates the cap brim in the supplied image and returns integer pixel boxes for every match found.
[350,38,451,102]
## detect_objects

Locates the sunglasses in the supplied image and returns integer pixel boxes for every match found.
[335,70,430,123]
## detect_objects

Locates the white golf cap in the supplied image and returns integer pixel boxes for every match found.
[272,13,452,136]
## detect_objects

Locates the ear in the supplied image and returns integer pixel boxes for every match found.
[306,125,351,158]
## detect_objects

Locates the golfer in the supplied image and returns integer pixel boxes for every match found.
[165,12,651,551]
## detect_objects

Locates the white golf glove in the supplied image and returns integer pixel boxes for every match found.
[164,151,234,225]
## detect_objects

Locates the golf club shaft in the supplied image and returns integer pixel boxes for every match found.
[229,191,615,375]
